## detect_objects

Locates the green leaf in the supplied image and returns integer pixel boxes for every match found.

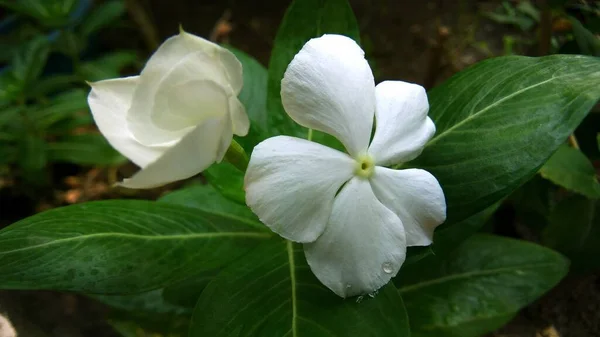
[539,144,600,198]
[0,0,77,27]
[159,183,258,222]
[410,55,600,225]
[569,16,600,57]
[204,161,246,204]
[18,133,47,176]
[266,0,360,138]
[12,36,50,92]
[47,133,126,166]
[190,240,410,337]
[33,89,88,129]
[80,0,126,37]
[398,234,569,337]
[0,200,271,293]
[543,196,600,272]
[226,46,268,150]
[78,51,139,82]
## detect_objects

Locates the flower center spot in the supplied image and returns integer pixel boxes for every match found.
[355,154,375,179]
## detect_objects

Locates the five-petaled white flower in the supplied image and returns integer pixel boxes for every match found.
[244,34,447,298]
[88,30,249,188]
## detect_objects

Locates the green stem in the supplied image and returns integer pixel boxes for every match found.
[307,128,313,141]
[223,139,249,171]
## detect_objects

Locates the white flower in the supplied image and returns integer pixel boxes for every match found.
[244,34,446,298]
[87,30,249,188]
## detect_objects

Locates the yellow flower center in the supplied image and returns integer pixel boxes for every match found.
[355,154,375,178]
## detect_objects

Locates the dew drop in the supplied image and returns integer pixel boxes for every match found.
[346,284,352,289]
[356,295,364,304]
[368,290,379,298]
[382,262,393,274]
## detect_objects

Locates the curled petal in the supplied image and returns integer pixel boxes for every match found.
[229,97,250,137]
[304,177,406,298]
[368,81,435,166]
[87,76,164,168]
[127,32,240,145]
[245,136,354,243]
[281,34,375,156]
[370,167,446,246]
[118,116,230,189]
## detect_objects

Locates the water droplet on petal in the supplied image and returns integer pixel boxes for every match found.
[368,290,379,298]
[382,262,393,274]
[346,284,352,289]
[356,295,364,304]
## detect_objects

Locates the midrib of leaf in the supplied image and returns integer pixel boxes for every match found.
[287,240,298,337]
[425,76,558,149]
[0,231,271,255]
[397,262,557,293]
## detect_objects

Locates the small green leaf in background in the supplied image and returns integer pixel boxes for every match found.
[411,55,600,225]
[80,0,126,37]
[569,16,600,57]
[0,200,270,293]
[226,46,268,150]
[47,133,126,166]
[540,144,600,198]
[204,161,246,205]
[398,234,569,337]
[32,89,89,130]
[11,36,50,93]
[0,0,78,27]
[18,133,47,185]
[544,196,600,272]
[190,240,410,337]
[78,51,139,81]
[267,0,360,138]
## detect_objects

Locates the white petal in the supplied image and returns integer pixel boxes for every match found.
[370,166,446,246]
[118,116,229,189]
[245,136,355,242]
[229,96,250,137]
[127,31,241,145]
[87,76,165,167]
[368,81,435,166]
[281,34,375,156]
[304,177,406,298]
[144,30,242,92]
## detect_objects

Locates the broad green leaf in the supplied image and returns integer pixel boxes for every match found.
[227,46,268,150]
[405,203,499,266]
[398,234,569,337]
[78,51,139,82]
[94,289,191,336]
[0,200,271,293]
[539,144,600,198]
[204,162,246,204]
[266,0,359,138]
[80,0,126,37]
[411,55,600,224]
[190,240,409,337]
[47,133,126,166]
[569,16,600,57]
[543,196,600,272]
[159,183,258,222]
